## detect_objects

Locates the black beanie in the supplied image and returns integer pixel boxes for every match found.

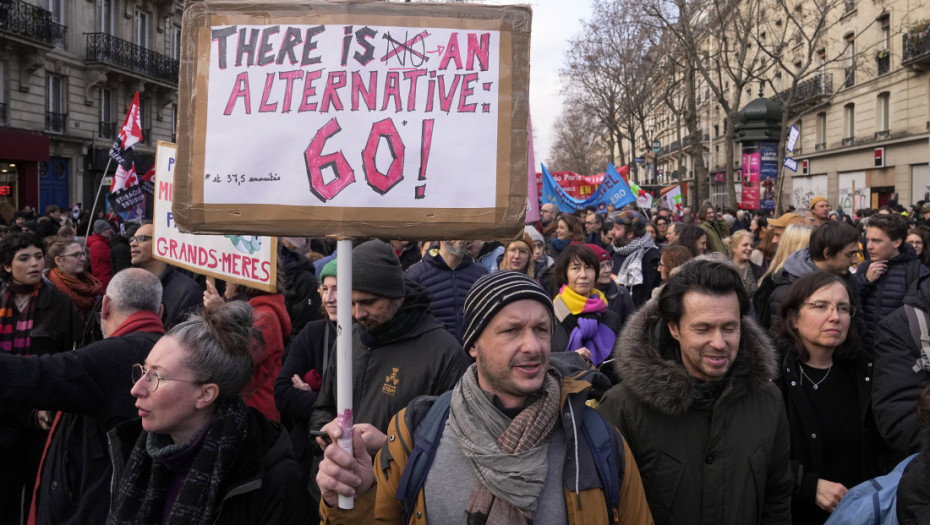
[352,240,405,298]
[461,271,555,352]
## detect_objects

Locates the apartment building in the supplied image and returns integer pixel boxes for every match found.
[629,0,930,211]
[0,0,181,220]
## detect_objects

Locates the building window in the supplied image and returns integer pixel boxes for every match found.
[0,62,7,124]
[100,0,113,34]
[876,92,890,138]
[48,0,64,23]
[100,88,114,139]
[816,112,827,150]
[136,11,150,49]
[46,74,66,133]
[843,103,855,146]
[171,103,178,142]
[172,26,182,60]
[844,35,856,87]
[140,97,150,143]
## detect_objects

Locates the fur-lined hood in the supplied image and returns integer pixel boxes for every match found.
[611,295,778,416]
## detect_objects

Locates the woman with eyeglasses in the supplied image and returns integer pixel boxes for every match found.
[0,231,80,523]
[46,238,104,342]
[108,302,306,525]
[907,227,930,267]
[775,272,883,524]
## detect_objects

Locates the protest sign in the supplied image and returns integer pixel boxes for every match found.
[154,142,278,292]
[173,1,531,240]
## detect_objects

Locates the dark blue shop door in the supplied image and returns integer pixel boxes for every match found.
[40,157,70,211]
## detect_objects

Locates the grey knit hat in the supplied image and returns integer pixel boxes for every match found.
[461,271,555,352]
[351,240,405,298]
[93,220,112,234]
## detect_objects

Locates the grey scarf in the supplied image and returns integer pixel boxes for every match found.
[448,364,561,524]
[614,234,656,288]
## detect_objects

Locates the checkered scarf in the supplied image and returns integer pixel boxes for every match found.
[107,399,249,525]
[448,364,561,525]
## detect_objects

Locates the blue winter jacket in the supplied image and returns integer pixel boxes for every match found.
[855,248,929,346]
[406,250,488,341]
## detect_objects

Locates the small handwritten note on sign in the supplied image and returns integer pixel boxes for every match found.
[155,142,278,292]
[174,1,531,239]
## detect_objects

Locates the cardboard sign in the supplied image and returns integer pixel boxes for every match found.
[154,142,278,292]
[173,1,531,240]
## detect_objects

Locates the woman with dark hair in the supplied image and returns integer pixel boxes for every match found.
[203,278,291,422]
[46,237,103,342]
[548,214,585,259]
[0,231,80,522]
[775,271,883,524]
[906,227,930,267]
[108,302,306,524]
[675,224,708,257]
[550,244,622,368]
[697,204,728,253]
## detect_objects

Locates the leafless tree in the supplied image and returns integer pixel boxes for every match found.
[547,99,610,175]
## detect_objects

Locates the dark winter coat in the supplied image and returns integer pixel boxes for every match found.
[395,242,422,271]
[776,344,885,524]
[109,235,132,275]
[597,280,635,327]
[0,328,161,525]
[309,281,470,434]
[610,245,661,308]
[158,265,202,330]
[405,250,487,341]
[107,407,308,525]
[598,297,793,525]
[277,244,321,337]
[854,248,929,346]
[873,273,930,461]
[896,427,930,525]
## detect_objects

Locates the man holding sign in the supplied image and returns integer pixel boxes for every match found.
[316,271,653,524]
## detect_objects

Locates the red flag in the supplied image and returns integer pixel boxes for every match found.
[111,162,138,193]
[140,165,155,185]
[118,92,143,150]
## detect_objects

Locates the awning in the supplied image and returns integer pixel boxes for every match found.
[0,129,49,162]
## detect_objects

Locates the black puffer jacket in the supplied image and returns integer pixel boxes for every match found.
[896,427,930,525]
[309,281,470,433]
[598,297,793,525]
[854,248,928,345]
[277,244,322,337]
[405,250,487,341]
[873,273,930,461]
[158,265,202,330]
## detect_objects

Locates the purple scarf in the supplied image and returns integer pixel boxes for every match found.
[566,317,617,367]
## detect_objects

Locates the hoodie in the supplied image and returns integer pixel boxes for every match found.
[245,294,292,422]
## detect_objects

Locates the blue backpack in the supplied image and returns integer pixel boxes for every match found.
[824,454,917,525]
[392,390,624,524]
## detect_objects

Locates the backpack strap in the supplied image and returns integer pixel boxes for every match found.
[905,304,930,373]
[395,391,452,525]
[579,403,624,516]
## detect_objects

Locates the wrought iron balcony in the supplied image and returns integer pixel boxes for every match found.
[903,30,930,70]
[0,0,66,47]
[844,66,855,88]
[877,52,890,75]
[85,32,179,84]
[99,121,116,140]
[842,136,855,147]
[45,111,66,133]
[773,74,833,109]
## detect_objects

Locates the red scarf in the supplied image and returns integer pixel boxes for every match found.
[47,268,102,312]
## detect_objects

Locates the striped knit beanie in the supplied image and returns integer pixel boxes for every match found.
[461,271,555,352]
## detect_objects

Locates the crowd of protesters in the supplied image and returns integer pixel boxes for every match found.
[4,195,930,523]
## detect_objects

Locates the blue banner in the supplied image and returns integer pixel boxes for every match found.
[541,163,636,213]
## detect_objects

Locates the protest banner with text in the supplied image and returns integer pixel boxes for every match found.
[173,1,531,240]
[155,142,277,292]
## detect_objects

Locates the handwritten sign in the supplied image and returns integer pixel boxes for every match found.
[154,142,278,292]
[173,1,531,239]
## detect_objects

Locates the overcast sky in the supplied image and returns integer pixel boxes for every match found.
[527,0,593,167]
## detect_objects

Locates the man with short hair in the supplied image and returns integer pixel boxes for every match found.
[610,211,660,307]
[810,196,831,227]
[599,258,793,524]
[310,240,470,436]
[585,213,605,246]
[760,221,862,332]
[87,220,116,288]
[766,212,806,245]
[0,269,165,525]
[129,222,202,329]
[316,271,653,524]
[407,240,488,341]
[855,213,929,346]
[665,221,685,246]
[539,203,560,241]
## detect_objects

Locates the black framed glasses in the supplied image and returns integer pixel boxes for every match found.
[131,363,201,392]
[129,235,153,244]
